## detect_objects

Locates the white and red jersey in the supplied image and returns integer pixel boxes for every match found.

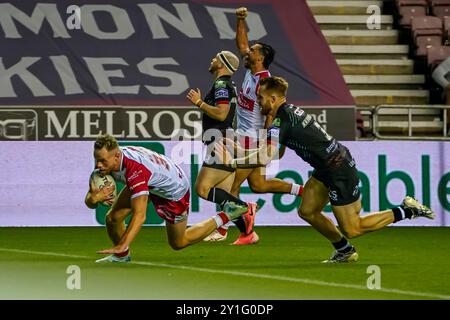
[111,146,189,201]
[236,69,271,138]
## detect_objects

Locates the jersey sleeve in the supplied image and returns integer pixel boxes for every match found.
[125,161,152,199]
[213,81,234,106]
[267,118,281,146]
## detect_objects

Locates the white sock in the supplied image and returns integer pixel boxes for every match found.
[290,183,301,195]
[213,215,223,228]
[219,224,229,230]
[399,207,406,220]
[213,212,230,228]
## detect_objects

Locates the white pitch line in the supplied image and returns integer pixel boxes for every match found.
[1,248,449,300]
[0,248,88,259]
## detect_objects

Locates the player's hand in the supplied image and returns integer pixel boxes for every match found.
[236,7,248,19]
[97,245,127,255]
[102,195,115,206]
[89,180,115,204]
[186,88,202,107]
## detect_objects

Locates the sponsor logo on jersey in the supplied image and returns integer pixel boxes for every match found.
[130,181,146,191]
[128,169,143,181]
[215,81,227,89]
[238,90,255,111]
[272,118,281,127]
[215,88,229,99]
[268,127,280,138]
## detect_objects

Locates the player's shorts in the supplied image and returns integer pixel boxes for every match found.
[202,140,235,173]
[312,149,361,206]
[149,190,190,224]
[235,129,260,150]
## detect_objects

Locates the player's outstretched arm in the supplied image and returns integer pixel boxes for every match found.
[230,143,278,168]
[97,195,147,255]
[236,7,250,57]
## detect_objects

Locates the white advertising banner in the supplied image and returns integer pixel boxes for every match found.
[0,141,448,226]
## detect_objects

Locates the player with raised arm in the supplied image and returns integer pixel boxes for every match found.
[225,76,435,262]
[206,7,303,245]
[85,134,248,263]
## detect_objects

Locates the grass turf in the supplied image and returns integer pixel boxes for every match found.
[0,226,449,300]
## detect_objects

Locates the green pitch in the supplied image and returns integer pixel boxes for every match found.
[0,226,449,300]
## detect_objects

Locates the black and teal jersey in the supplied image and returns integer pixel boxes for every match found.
[267,103,351,170]
[202,75,237,137]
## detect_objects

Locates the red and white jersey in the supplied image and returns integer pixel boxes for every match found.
[111,146,189,201]
[236,69,271,137]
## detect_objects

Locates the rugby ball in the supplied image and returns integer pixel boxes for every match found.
[90,170,117,206]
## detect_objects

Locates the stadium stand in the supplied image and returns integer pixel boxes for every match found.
[443,16,450,41]
[427,45,450,68]
[431,1,450,19]
[308,0,450,138]
[397,0,429,28]
[412,16,443,57]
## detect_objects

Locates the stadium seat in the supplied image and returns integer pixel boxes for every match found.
[443,16,450,40]
[399,6,429,26]
[426,45,450,69]
[416,35,443,56]
[428,0,450,6]
[429,0,450,18]
[396,0,428,7]
[442,16,450,43]
[411,16,443,36]
[431,5,450,19]
[412,17,443,56]
[396,1,428,26]
[411,16,443,56]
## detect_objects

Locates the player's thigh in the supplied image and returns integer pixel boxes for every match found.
[332,200,362,231]
[165,217,188,247]
[231,168,254,194]
[327,165,362,230]
[298,176,330,217]
[215,171,236,193]
[107,186,132,223]
[247,166,265,186]
[195,166,234,194]
[248,166,278,193]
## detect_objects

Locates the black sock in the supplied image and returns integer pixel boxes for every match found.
[232,216,247,234]
[207,188,247,208]
[392,207,403,223]
[332,237,352,253]
[399,204,413,219]
[206,188,248,234]
[392,206,412,223]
